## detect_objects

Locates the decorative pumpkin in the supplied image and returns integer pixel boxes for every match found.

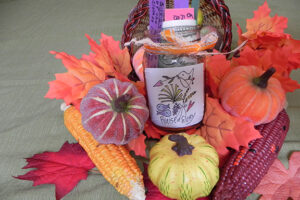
[148,133,219,200]
[219,66,286,125]
[80,78,149,145]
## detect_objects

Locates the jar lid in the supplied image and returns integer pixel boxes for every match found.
[162,20,197,29]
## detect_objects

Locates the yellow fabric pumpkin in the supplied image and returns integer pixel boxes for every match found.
[148,133,219,200]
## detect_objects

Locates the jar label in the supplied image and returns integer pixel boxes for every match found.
[145,63,204,128]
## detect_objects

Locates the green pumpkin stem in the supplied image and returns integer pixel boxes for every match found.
[112,94,131,112]
[253,67,276,88]
[168,135,194,156]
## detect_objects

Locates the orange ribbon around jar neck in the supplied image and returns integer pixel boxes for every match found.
[143,28,219,55]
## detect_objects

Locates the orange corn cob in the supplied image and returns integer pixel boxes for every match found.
[63,106,145,200]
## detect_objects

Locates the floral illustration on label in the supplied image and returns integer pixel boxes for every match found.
[153,68,197,126]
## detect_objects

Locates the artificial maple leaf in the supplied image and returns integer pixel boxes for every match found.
[275,74,300,93]
[143,120,197,140]
[81,52,98,66]
[233,46,300,93]
[127,134,147,157]
[50,51,83,70]
[15,142,95,200]
[133,81,147,97]
[45,51,106,109]
[280,38,300,73]
[240,1,288,41]
[232,46,272,69]
[254,151,300,200]
[238,28,288,50]
[143,164,210,200]
[86,33,132,78]
[143,164,173,200]
[46,34,135,109]
[197,97,261,159]
[204,52,231,98]
[144,120,169,139]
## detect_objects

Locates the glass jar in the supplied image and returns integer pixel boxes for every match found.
[144,51,204,132]
[159,20,200,68]
[143,20,205,131]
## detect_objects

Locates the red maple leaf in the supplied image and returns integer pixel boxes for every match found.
[197,97,261,160]
[126,134,147,157]
[254,151,300,200]
[15,142,95,200]
[143,164,209,200]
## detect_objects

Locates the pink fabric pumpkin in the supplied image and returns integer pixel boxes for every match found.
[80,78,149,145]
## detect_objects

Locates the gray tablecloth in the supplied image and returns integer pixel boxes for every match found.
[0,0,299,199]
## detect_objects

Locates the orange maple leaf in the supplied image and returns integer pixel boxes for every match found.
[144,120,169,139]
[254,152,300,200]
[126,134,147,157]
[238,25,287,51]
[241,1,288,41]
[144,120,198,139]
[196,97,261,159]
[46,34,135,109]
[133,81,147,97]
[204,53,231,98]
[86,33,132,78]
[233,46,300,93]
[45,51,106,109]
[281,38,300,73]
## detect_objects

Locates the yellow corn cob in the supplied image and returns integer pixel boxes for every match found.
[63,105,145,200]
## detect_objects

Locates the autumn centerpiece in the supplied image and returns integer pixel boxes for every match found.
[15,2,300,200]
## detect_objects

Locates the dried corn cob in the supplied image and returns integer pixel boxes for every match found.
[63,105,145,200]
[212,109,289,200]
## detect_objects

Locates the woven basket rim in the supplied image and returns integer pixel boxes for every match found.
[121,0,232,56]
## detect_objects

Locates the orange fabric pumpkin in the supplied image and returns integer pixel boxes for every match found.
[219,66,286,125]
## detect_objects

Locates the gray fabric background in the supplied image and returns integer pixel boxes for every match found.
[0,0,299,199]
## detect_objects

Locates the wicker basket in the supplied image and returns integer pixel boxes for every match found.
[120,2,291,199]
[121,0,232,56]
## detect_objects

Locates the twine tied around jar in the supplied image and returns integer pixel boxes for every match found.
[124,29,247,56]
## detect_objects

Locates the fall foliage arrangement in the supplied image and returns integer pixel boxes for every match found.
[15,1,300,200]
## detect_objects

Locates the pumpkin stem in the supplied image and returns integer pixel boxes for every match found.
[112,94,131,112]
[168,135,194,156]
[253,67,276,88]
